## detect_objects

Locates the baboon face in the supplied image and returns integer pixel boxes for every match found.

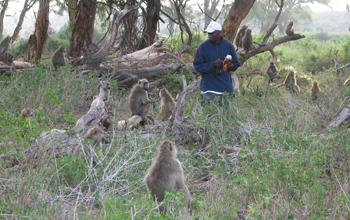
[139,79,149,91]
[314,81,318,86]
[289,21,293,26]
[159,88,166,98]
[100,81,110,90]
[246,29,251,35]
[158,140,177,158]
[85,127,106,143]
[59,46,66,53]
[270,62,275,67]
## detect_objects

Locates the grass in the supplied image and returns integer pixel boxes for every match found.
[1,36,350,219]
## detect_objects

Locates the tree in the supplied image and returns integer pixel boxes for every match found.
[203,0,220,29]
[12,0,38,42]
[139,0,161,49]
[0,0,9,39]
[245,0,330,34]
[161,0,193,53]
[27,0,49,63]
[69,0,95,61]
[222,0,305,65]
[222,0,256,43]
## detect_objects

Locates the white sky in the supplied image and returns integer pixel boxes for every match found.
[309,0,349,11]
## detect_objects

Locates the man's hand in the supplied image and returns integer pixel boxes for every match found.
[227,61,235,70]
[214,60,223,67]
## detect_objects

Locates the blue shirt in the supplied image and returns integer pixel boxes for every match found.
[193,36,241,93]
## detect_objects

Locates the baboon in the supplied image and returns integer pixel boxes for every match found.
[96,80,112,110]
[52,46,66,69]
[235,25,248,48]
[311,81,321,101]
[129,78,154,120]
[266,61,281,83]
[73,126,106,156]
[0,51,14,65]
[0,36,11,55]
[159,88,176,120]
[285,21,294,36]
[284,71,300,94]
[242,29,253,54]
[21,108,35,120]
[144,140,191,211]
[0,36,13,65]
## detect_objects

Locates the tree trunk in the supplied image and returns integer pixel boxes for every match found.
[12,0,37,43]
[139,0,161,49]
[67,0,77,29]
[84,4,140,70]
[222,0,255,43]
[0,0,9,39]
[204,0,219,29]
[69,0,94,60]
[27,0,49,64]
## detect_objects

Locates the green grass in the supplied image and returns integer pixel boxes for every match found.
[1,36,350,219]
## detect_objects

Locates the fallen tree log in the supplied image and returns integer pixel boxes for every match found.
[328,102,350,128]
[109,39,166,69]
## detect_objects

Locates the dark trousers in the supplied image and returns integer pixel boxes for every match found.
[201,92,234,108]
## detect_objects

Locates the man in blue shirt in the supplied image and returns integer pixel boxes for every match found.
[193,21,241,108]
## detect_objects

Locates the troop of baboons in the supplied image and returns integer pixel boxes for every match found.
[13,18,333,214]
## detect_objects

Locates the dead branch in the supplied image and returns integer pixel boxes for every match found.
[328,103,350,128]
[167,78,201,130]
[239,34,305,64]
[262,0,284,45]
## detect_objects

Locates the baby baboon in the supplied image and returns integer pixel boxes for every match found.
[266,61,281,83]
[242,29,253,54]
[52,46,66,69]
[96,80,112,110]
[0,36,11,55]
[235,25,248,48]
[311,81,321,101]
[73,126,106,156]
[144,140,191,211]
[284,71,300,94]
[129,78,154,120]
[285,21,294,36]
[21,108,35,120]
[159,88,176,121]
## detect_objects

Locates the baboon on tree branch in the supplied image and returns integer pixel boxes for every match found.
[285,21,294,36]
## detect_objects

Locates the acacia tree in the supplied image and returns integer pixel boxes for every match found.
[12,0,38,42]
[0,0,10,39]
[69,0,95,60]
[27,0,49,63]
[223,0,305,65]
[245,0,330,34]
[139,0,161,49]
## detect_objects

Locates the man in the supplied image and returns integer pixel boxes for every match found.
[193,21,241,108]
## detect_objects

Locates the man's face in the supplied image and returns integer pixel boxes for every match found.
[208,31,221,42]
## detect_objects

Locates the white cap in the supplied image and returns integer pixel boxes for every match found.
[204,22,222,33]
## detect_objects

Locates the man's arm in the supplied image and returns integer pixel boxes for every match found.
[193,45,216,74]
